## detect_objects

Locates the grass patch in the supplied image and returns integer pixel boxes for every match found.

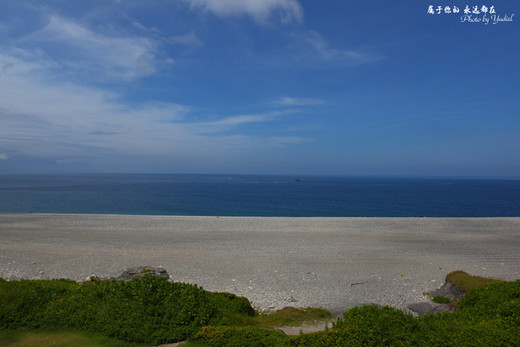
[256,307,334,327]
[432,296,451,304]
[0,328,145,347]
[446,270,504,293]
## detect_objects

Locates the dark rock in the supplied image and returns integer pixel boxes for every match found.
[429,281,465,301]
[408,280,466,316]
[116,266,169,281]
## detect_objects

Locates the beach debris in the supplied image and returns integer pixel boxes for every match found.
[350,282,364,287]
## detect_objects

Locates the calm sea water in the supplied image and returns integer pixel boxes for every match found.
[0,174,519,217]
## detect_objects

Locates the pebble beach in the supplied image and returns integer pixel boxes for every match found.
[1,214,519,314]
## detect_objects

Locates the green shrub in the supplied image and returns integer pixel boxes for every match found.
[414,280,520,346]
[286,305,416,346]
[336,305,416,345]
[457,280,520,318]
[0,278,76,328]
[208,292,256,317]
[0,274,255,345]
[52,275,219,344]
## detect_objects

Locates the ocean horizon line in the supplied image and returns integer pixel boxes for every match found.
[1,172,520,180]
[2,212,520,220]
[1,174,519,217]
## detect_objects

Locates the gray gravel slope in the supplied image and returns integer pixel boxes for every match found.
[1,214,519,314]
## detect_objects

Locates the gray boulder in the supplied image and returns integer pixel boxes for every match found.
[116,266,169,281]
[429,281,465,301]
[407,281,465,316]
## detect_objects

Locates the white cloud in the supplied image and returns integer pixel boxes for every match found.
[0,53,308,170]
[22,15,158,80]
[0,53,187,157]
[0,153,9,160]
[208,114,268,126]
[182,0,303,24]
[131,20,161,34]
[205,111,286,127]
[274,96,324,106]
[167,32,203,47]
[298,31,373,65]
[191,110,296,134]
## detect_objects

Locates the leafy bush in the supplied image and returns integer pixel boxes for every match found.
[0,275,255,345]
[457,279,520,318]
[415,280,520,346]
[207,292,256,319]
[0,278,76,328]
[285,305,416,346]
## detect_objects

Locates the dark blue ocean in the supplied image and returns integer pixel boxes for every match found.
[0,174,519,217]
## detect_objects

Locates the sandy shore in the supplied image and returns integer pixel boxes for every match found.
[1,214,519,314]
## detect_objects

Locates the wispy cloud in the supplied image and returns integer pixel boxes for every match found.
[20,15,159,80]
[0,53,186,156]
[167,31,203,47]
[182,0,303,24]
[0,52,308,170]
[294,31,375,65]
[207,110,291,126]
[130,19,161,34]
[274,96,324,106]
[122,13,202,49]
[0,153,9,160]
[190,110,296,134]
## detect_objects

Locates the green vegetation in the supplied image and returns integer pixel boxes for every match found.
[446,270,504,293]
[1,272,519,346]
[432,296,451,304]
[256,307,334,327]
[0,275,254,345]
[431,271,506,308]
[192,279,520,346]
[0,328,146,347]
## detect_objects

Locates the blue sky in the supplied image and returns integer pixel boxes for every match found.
[0,0,518,176]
